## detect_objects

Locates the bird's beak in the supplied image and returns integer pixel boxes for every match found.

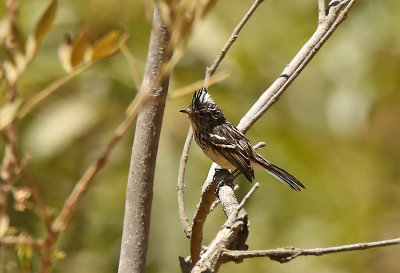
[179,108,191,115]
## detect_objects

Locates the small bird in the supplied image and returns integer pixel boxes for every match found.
[180,88,305,191]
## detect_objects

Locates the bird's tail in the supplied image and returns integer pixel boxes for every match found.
[254,154,305,191]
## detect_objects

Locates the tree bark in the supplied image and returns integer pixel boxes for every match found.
[118,6,170,273]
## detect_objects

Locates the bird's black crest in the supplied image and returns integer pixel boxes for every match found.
[190,88,216,110]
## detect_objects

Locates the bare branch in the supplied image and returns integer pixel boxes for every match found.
[237,182,259,211]
[169,71,229,99]
[192,183,249,272]
[210,184,239,212]
[18,63,91,119]
[223,238,400,263]
[177,127,194,238]
[120,43,142,92]
[253,141,266,151]
[118,6,171,273]
[189,1,359,271]
[190,166,219,266]
[205,0,265,83]
[318,0,326,20]
[237,0,358,133]
[187,0,266,265]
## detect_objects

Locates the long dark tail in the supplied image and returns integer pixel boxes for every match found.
[255,154,305,191]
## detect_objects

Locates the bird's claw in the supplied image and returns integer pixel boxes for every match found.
[213,168,234,197]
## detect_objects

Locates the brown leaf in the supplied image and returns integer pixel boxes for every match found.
[71,29,95,67]
[33,0,57,46]
[90,31,120,62]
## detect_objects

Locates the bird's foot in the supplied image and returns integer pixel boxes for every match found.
[213,168,234,197]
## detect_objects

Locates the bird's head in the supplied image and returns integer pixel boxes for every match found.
[180,88,225,127]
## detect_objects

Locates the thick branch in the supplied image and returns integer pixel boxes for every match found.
[223,238,400,263]
[118,6,171,273]
[191,182,260,272]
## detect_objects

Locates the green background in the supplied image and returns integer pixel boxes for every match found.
[1,0,400,272]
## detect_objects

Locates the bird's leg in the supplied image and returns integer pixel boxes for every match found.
[213,168,234,197]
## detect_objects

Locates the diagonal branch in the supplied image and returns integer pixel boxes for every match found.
[189,0,359,271]
[223,238,400,263]
[186,0,266,265]
[205,0,265,83]
[237,0,358,133]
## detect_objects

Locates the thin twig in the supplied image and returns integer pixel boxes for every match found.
[18,63,91,119]
[318,0,326,20]
[237,182,259,211]
[120,44,142,92]
[205,0,265,83]
[169,71,229,99]
[177,127,194,238]
[253,141,266,151]
[223,238,400,263]
[237,0,358,133]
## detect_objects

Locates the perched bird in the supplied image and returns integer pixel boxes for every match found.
[180,88,305,191]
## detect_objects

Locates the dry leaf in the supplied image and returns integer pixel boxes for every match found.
[71,28,95,67]
[90,31,120,62]
[34,0,57,45]
[25,0,57,62]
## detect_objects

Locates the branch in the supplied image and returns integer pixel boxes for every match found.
[191,180,262,272]
[237,0,358,133]
[205,0,265,83]
[188,0,359,270]
[186,0,266,265]
[118,6,171,273]
[18,63,91,119]
[223,238,400,263]
[177,127,194,238]
[237,182,259,211]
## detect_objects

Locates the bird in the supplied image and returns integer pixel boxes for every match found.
[180,88,305,191]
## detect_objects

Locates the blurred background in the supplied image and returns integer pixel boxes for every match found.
[1,0,400,272]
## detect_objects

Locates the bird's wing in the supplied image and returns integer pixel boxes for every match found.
[210,123,254,181]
